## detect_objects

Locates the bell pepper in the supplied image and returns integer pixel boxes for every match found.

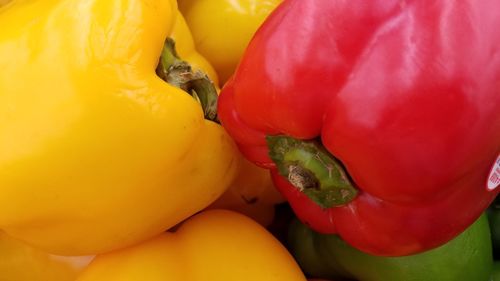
[0,0,237,255]
[178,0,285,225]
[289,214,493,281]
[178,0,282,85]
[208,153,285,226]
[75,209,307,281]
[218,0,500,256]
[0,231,91,281]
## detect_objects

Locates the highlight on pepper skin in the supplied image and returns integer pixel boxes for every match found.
[1,0,499,280]
[0,0,238,256]
[217,0,500,256]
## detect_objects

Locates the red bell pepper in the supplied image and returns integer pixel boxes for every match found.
[218,0,500,256]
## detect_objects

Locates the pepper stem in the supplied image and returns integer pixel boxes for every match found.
[267,135,358,208]
[156,37,218,122]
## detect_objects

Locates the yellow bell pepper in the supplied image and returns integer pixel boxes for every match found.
[0,231,91,281]
[0,0,237,256]
[208,153,284,226]
[178,0,282,85]
[75,209,307,281]
[178,0,285,226]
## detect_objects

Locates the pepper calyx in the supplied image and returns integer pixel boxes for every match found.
[267,135,358,208]
[156,37,219,122]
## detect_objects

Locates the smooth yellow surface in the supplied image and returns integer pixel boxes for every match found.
[0,231,86,281]
[76,210,307,281]
[209,153,284,226]
[178,0,282,85]
[0,0,237,255]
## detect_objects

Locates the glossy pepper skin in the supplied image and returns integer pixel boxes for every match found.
[178,0,282,85]
[75,210,307,281]
[218,0,500,256]
[288,214,493,281]
[0,0,237,255]
[178,0,284,225]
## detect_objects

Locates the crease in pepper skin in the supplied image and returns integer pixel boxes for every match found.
[218,0,500,256]
[75,210,307,281]
[176,0,286,226]
[178,0,283,86]
[0,0,238,256]
[0,231,90,281]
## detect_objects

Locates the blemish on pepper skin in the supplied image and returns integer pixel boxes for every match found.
[287,164,319,191]
[241,195,259,204]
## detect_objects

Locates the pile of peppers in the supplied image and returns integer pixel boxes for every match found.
[0,0,499,280]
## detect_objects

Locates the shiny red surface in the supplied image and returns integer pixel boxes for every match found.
[218,0,500,256]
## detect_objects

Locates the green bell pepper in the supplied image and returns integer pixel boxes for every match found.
[288,214,492,281]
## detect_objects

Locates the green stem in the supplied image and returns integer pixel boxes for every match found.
[267,135,358,208]
[156,37,219,122]
[156,38,181,83]
[190,76,219,122]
